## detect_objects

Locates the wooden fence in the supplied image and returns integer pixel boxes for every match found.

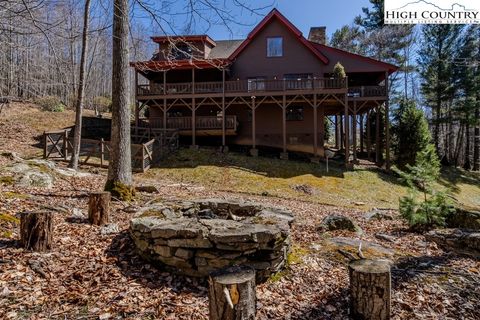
[43,129,155,172]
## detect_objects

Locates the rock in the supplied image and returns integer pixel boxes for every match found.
[100,223,120,235]
[318,215,362,233]
[364,209,394,221]
[291,184,317,195]
[312,237,395,258]
[18,170,54,188]
[167,237,213,248]
[175,248,194,260]
[446,208,480,230]
[375,233,397,243]
[426,228,480,257]
[153,245,174,257]
[71,208,86,219]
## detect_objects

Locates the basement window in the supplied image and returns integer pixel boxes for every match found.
[267,37,283,57]
[286,106,304,121]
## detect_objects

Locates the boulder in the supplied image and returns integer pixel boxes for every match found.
[364,209,394,221]
[312,237,395,259]
[446,208,480,230]
[318,215,362,233]
[426,228,480,257]
[18,170,54,188]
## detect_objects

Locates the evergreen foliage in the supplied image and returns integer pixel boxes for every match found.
[392,100,432,169]
[332,62,346,79]
[395,145,454,231]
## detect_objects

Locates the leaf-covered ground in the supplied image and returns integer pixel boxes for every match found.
[0,103,479,319]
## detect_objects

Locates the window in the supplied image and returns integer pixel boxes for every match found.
[248,77,267,91]
[286,106,304,121]
[171,43,192,60]
[267,37,283,57]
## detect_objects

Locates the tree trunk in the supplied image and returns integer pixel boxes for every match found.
[474,102,480,171]
[20,211,54,251]
[464,121,471,170]
[106,0,133,193]
[349,259,391,320]
[69,0,92,169]
[208,265,256,320]
[88,192,111,225]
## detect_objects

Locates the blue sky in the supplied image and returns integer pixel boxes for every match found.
[202,0,371,40]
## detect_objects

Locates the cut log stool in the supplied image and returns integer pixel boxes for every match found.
[208,265,256,320]
[88,191,111,225]
[20,211,54,251]
[349,259,391,320]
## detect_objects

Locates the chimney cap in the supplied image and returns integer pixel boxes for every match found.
[308,27,327,45]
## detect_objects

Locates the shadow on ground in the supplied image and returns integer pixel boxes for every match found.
[105,230,208,295]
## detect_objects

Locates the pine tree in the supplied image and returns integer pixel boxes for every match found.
[396,145,454,231]
[392,99,431,169]
[417,25,463,161]
[330,25,364,54]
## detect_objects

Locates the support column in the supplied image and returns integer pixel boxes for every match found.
[250,97,258,157]
[191,68,197,149]
[344,95,350,168]
[313,95,318,157]
[367,109,372,162]
[280,95,288,160]
[319,105,325,158]
[353,100,357,162]
[163,71,167,132]
[375,106,380,164]
[221,68,227,152]
[335,115,340,149]
[385,71,391,170]
[360,113,364,154]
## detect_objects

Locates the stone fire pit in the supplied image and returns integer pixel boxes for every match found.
[129,199,294,281]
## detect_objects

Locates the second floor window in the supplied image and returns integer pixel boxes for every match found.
[267,37,283,57]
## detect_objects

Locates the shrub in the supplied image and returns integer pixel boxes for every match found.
[395,145,455,231]
[35,96,66,112]
[333,62,346,79]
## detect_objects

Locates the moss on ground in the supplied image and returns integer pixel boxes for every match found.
[105,181,135,202]
[2,191,29,199]
[0,176,15,185]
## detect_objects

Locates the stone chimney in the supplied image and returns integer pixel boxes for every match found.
[308,27,326,45]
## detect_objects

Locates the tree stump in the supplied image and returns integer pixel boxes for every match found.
[208,265,256,320]
[88,192,111,225]
[20,211,54,251]
[349,259,391,320]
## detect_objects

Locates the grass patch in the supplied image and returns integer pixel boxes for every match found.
[139,148,480,210]
[287,245,310,266]
[0,212,20,224]
[2,191,29,199]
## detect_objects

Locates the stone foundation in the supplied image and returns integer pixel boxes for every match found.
[130,199,294,281]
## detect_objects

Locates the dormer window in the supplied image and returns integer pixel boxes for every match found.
[171,43,192,60]
[267,37,283,57]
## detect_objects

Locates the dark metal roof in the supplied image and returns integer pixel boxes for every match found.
[207,40,244,59]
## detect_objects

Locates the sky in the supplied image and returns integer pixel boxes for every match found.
[137,0,372,40]
[207,0,372,39]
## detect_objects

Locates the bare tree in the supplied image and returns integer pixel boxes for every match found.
[69,0,91,169]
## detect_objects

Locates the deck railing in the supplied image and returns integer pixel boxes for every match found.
[348,86,386,98]
[143,115,237,131]
[137,78,347,97]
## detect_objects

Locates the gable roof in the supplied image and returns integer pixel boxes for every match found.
[311,42,399,74]
[228,9,329,64]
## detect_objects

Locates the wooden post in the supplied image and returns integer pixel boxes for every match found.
[250,97,257,156]
[163,71,168,132]
[208,265,256,320]
[335,115,340,149]
[88,192,111,226]
[340,115,344,150]
[222,68,226,148]
[281,95,288,159]
[353,101,357,162]
[100,138,105,167]
[344,95,350,167]
[360,114,364,154]
[192,68,196,147]
[385,71,391,170]
[367,109,372,162]
[349,259,391,320]
[63,129,69,160]
[375,106,380,165]
[43,131,47,159]
[313,95,318,157]
[319,105,325,158]
[20,211,54,251]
